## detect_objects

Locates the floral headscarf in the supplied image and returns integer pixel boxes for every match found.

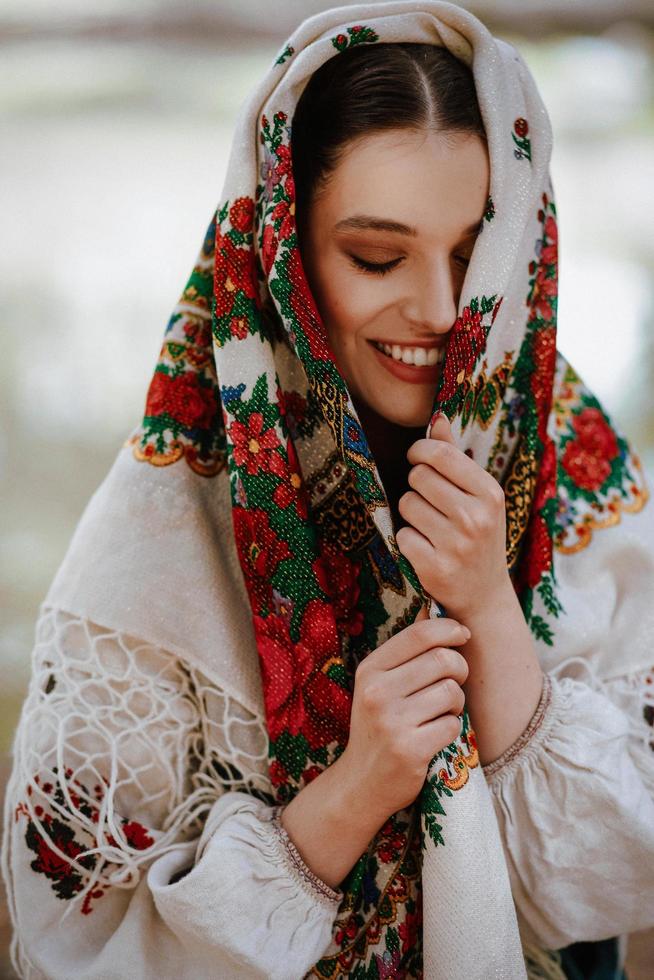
[121,1,648,976]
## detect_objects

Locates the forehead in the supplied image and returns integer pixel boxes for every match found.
[314,129,490,239]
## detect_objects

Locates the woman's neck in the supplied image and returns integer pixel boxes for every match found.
[352,395,426,530]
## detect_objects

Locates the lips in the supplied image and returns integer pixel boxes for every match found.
[368,340,443,384]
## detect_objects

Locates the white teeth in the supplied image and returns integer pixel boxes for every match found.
[375,341,443,366]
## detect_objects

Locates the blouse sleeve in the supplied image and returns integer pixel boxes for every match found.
[1,606,342,980]
[482,664,654,951]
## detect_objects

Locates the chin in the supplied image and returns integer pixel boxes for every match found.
[372,401,433,429]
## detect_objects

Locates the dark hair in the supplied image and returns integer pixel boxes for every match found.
[291,42,485,239]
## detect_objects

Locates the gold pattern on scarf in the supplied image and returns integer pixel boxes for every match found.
[313,472,377,551]
[504,438,539,569]
[459,353,514,434]
[311,373,386,508]
[437,729,480,790]
[126,434,225,477]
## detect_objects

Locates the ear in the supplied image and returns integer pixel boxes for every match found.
[428,412,456,445]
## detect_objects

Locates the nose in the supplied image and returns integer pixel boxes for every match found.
[401,256,459,336]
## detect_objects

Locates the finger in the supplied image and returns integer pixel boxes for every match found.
[374,615,470,670]
[398,489,447,549]
[406,676,466,727]
[406,437,485,496]
[392,646,470,698]
[396,523,433,569]
[407,462,465,519]
[415,604,429,622]
[428,412,457,445]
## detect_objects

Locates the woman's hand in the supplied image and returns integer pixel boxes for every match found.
[339,612,470,818]
[396,414,512,623]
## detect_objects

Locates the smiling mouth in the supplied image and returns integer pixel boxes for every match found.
[370,340,445,367]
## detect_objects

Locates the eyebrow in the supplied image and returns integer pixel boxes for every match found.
[333,214,483,237]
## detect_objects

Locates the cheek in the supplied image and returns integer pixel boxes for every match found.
[319,268,391,354]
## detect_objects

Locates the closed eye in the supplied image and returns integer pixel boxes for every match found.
[348,255,403,276]
[349,254,471,276]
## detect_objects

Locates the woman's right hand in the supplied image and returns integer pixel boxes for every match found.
[339,609,470,818]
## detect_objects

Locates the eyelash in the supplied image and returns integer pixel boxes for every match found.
[348,255,470,276]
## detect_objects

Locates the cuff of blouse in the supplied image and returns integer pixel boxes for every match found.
[269,804,344,906]
[481,671,554,783]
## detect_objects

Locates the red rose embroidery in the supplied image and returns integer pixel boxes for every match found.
[312,543,364,637]
[214,234,258,319]
[254,599,350,750]
[562,407,619,492]
[573,407,619,458]
[261,224,278,276]
[439,304,485,401]
[514,118,529,137]
[562,444,612,492]
[232,507,292,609]
[146,371,216,429]
[228,196,254,234]
[271,196,295,241]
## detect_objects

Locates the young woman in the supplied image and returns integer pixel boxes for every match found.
[3,3,653,979]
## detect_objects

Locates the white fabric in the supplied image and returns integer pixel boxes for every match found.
[3,597,653,977]
[485,670,654,951]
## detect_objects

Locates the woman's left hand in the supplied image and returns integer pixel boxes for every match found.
[396,413,512,623]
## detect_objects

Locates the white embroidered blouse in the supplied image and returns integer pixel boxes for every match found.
[2,444,654,979]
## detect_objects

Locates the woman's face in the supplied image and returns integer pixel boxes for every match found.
[300,128,490,428]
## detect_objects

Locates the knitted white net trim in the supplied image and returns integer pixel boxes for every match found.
[6,604,272,918]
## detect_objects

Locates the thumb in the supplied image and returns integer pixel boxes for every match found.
[428,411,456,446]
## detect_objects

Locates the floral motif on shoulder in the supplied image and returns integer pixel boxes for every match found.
[551,361,648,554]
[129,213,226,477]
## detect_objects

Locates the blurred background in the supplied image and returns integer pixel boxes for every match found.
[1,0,653,971]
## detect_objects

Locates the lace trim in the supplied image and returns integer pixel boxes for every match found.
[8,605,273,920]
[483,672,553,781]
[269,804,343,906]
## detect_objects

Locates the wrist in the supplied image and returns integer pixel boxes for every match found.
[329,749,393,826]
[278,750,390,891]
[462,573,520,632]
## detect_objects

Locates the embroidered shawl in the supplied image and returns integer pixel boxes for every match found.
[30,2,653,977]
